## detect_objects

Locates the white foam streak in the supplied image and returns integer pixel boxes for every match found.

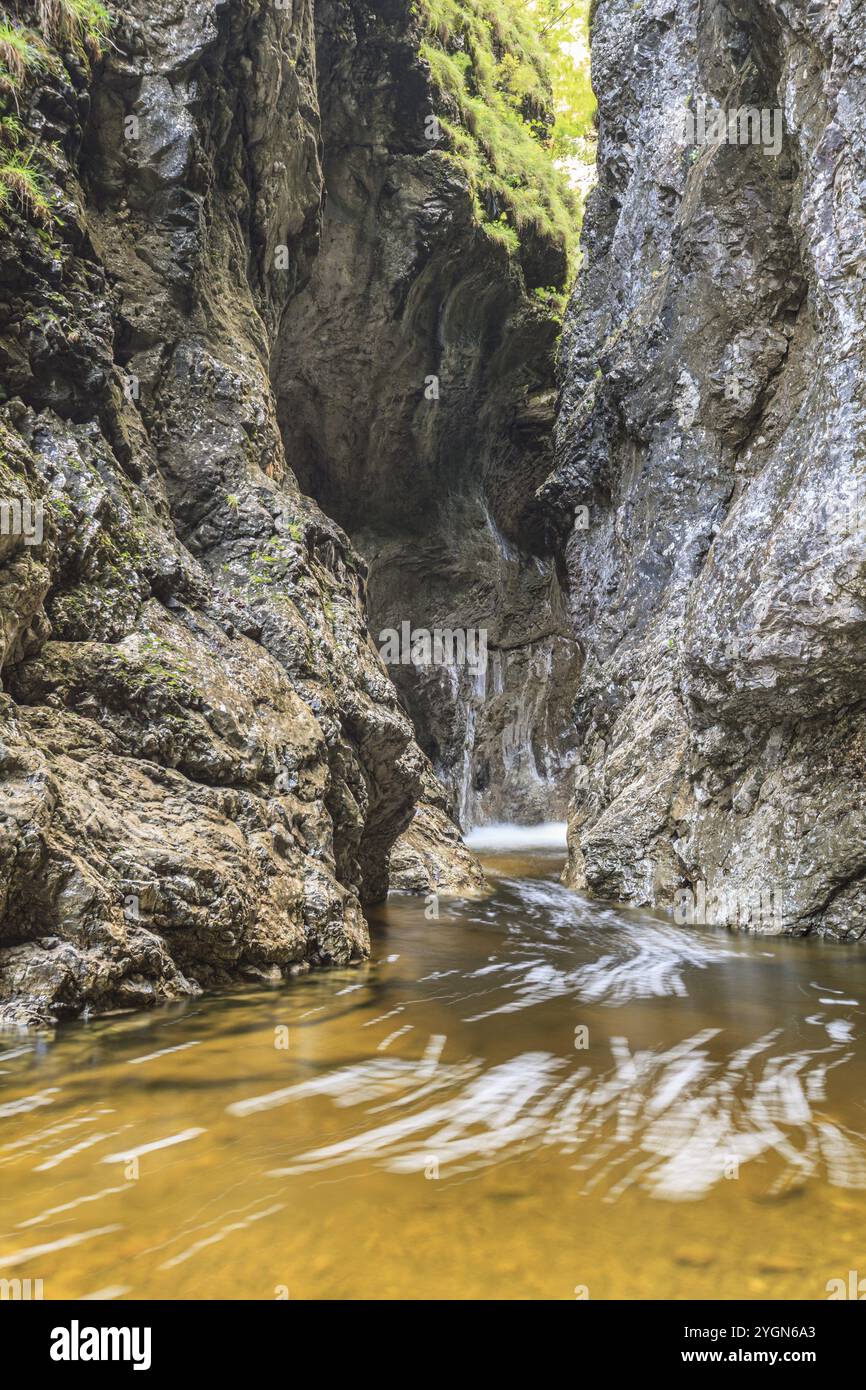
[255,1028,866,1202]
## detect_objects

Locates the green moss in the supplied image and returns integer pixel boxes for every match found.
[248,535,298,589]
[138,634,196,699]
[417,0,580,272]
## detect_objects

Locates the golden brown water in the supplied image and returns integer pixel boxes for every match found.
[2,843,866,1301]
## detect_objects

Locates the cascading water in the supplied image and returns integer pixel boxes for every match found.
[449,509,579,832]
[464,821,569,851]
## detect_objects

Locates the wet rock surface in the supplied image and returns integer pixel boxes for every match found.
[0,0,457,1024]
[551,0,866,937]
[387,768,486,896]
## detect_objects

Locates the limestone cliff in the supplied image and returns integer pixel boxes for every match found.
[551,0,866,938]
[0,0,476,1024]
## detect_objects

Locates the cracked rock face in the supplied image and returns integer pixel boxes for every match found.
[0,0,464,1025]
[551,0,866,938]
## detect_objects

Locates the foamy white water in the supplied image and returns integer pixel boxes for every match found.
[463,821,568,851]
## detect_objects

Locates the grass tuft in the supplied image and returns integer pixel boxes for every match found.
[0,147,53,223]
[0,112,22,145]
[36,0,110,59]
[416,0,581,274]
[0,16,46,82]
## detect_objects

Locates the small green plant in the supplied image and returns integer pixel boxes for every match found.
[248,535,296,588]
[0,113,22,145]
[49,494,73,519]
[533,283,566,314]
[0,148,53,223]
[0,18,45,81]
[37,0,110,59]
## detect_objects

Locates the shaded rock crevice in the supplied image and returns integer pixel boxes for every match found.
[275,0,580,834]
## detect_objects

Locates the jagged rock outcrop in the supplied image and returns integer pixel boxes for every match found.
[388,766,485,895]
[275,0,580,830]
[0,0,483,1025]
[550,0,866,938]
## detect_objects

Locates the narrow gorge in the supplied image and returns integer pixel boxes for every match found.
[0,0,864,1035]
[2,0,866,1316]
[0,0,584,1024]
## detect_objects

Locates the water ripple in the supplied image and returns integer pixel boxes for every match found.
[256,1028,866,1202]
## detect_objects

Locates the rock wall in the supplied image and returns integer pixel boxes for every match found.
[551,0,866,938]
[0,0,457,1024]
[275,0,580,830]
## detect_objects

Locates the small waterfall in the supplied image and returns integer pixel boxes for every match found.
[458,698,478,829]
[464,822,568,851]
[452,633,576,832]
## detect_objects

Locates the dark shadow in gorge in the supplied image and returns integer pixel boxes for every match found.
[272,0,581,830]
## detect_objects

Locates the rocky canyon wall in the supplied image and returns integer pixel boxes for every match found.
[0,0,468,1024]
[275,0,580,831]
[551,0,866,938]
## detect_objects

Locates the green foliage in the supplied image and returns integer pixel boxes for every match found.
[0,15,46,88]
[417,0,594,274]
[36,0,110,58]
[0,146,53,223]
[0,4,111,234]
[532,282,566,314]
[528,0,596,164]
[0,112,22,144]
